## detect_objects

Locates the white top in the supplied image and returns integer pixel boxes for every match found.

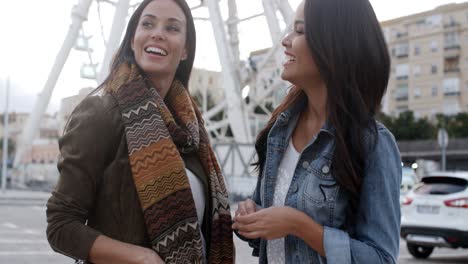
[267,139,301,264]
[185,168,207,256]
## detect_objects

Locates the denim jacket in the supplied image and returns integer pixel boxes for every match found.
[246,99,402,264]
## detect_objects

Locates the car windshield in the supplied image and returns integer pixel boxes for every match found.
[414,176,468,195]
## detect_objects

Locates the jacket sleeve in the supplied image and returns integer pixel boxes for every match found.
[322,128,402,264]
[46,96,114,261]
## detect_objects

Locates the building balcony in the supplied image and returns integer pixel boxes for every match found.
[444,44,461,50]
[396,32,409,39]
[444,47,461,58]
[444,67,460,74]
[396,53,409,58]
[444,91,461,96]
[395,95,409,101]
[444,22,461,29]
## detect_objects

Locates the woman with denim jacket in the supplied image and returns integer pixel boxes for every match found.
[233,0,402,263]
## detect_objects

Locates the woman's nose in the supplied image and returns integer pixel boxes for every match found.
[281,32,292,47]
[151,27,166,41]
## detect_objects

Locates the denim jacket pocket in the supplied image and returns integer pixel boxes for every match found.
[303,157,339,204]
[301,156,340,227]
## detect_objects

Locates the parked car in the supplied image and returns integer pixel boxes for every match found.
[400,167,419,204]
[401,171,468,259]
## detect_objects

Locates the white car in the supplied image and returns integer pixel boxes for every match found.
[401,171,468,259]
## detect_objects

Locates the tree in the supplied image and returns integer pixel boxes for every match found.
[435,113,468,138]
[0,138,15,157]
[377,111,436,140]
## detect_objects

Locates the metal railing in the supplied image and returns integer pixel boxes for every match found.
[212,142,258,199]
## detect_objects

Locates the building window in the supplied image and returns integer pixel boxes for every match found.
[395,42,409,58]
[431,64,438,74]
[443,101,461,116]
[445,32,460,49]
[444,16,460,28]
[444,57,460,73]
[443,78,460,96]
[395,83,409,101]
[430,41,438,52]
[414,88,421,99]
[427,15,442,27]
[396,64,409,80]
[432,85,438,96]
[414,44,420,56]
[413,65,421,77]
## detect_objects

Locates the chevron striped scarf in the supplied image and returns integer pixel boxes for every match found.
[108,64,234,263]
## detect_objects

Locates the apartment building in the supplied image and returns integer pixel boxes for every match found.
[188,68,225,109]
[58,87,94,133]
[381,2,468,119]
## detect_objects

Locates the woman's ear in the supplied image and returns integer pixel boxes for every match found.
[181,48,188,61]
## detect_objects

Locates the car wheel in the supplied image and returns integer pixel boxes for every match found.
[407,243,434,259]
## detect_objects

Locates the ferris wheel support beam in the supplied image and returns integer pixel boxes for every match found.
[277,0,294,24]
[227,0,240,68]
[205,0,251,143]
[97,0,131,83]
[262,0,282,44]
[13,0,94,168]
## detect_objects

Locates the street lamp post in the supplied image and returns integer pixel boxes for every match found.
[2,77,10,192]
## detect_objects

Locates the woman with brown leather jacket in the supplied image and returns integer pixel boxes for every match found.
[46,0,234,263]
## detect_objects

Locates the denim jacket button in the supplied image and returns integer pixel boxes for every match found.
[291,183,299,193]
[302,161,309,169]
[322,165,330,174]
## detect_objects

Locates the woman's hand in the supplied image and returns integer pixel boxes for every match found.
[89,235,165,264]
[234,198,258,218]
[232,206,300,240]
[134,247,165,264]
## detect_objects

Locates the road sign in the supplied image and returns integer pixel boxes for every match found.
[438,128,449,149]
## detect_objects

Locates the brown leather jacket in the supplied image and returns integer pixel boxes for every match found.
[46,94,211,262]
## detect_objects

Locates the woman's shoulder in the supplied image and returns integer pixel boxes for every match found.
[361,121,399,157]
[75,93,119,114]
[375,121,397,144]
[67,93,122,132]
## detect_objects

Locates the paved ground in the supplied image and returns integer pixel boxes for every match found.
[0,191,467,263]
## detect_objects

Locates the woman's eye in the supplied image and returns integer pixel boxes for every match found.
[166,25,180,32]
[294,28,304,34]
[142,21,153,28]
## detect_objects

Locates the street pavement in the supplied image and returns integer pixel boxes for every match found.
[0,191,467,263]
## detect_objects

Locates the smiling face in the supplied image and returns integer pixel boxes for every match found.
[131,0,187,82]
[281,1,320,87]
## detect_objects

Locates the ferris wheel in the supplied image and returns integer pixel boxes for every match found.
[13,0,294,166]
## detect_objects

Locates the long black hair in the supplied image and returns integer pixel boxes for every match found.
[100,0,196,89]
[255,0,390,211]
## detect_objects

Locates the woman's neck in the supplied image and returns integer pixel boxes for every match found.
[291,80,327,152]
[301,80,327,124]
[148,73,176,99]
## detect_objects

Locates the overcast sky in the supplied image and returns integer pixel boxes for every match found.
[0,0,466,114]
